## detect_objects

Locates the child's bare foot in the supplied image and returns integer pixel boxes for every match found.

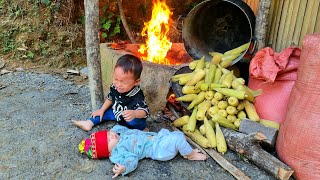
[72,120,94,131]
[185,149,207,161]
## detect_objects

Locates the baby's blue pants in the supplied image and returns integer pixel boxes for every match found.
[151,129,193,161]
[89,107,146,130]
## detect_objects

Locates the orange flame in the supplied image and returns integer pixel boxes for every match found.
[138,0,173,64]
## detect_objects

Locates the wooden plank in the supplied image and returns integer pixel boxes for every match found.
[280,0,295,49]
[292,0,308,47]
[271,0,284,50]
[286,0,301,47]
[276,0,290,52]
[299,0,317,46]
[177,128,252,180]
[315,4,320,32]
[266,0,276,44]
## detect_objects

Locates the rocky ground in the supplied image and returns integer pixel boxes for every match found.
[0,70,278,180]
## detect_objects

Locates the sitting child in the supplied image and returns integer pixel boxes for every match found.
[78,125,207,178]
[73,54,149,131]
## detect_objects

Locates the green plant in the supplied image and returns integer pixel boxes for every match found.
[26,51,35,59]
[99,7,121,40]
[0,28,17,53]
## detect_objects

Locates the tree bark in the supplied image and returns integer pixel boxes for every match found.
[117,0,136,43]
[254,0,272,51]
[222,128,294,180]
[84,0,104,110]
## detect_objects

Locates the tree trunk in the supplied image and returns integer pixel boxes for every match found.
[254,0,272,51]
[117,0,136,43]
[84,0,104,110]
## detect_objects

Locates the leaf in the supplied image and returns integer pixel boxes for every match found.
[107,13,113,19]
[103,20,112,30]
[100,17,106,25]
[41,0,51,5]
[113,26,120,34]
[101,32,108,38]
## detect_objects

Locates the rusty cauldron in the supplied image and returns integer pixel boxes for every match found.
[182,0,255,64]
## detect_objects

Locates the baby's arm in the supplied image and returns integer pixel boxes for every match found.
[109,148,139,176]
[112,163,126,178]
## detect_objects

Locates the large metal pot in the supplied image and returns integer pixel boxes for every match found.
[182,0,255,64]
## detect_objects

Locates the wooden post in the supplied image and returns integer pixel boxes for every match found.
[84,0,104,110]
[254,0,271,52]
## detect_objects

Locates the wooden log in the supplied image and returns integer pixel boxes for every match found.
[254,0,272,51]
[221,128,294,180]
[84,0,104,110]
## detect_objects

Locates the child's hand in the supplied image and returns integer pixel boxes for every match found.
[90,109,105,122]
[112,163,125,178]
[122,110,136,122]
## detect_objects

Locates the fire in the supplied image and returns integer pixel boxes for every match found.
[138,0,173,65]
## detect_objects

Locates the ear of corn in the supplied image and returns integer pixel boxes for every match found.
[244,100,260,122]
[179,74,193,85]
[221,70,233,88]
[186,106,198,132]
[218,109,228,117]
[189,60,199,70]
[213,88,247,100]
[220,56,237,68]
[185,131,209,148]
[237,110,247,119]
[211,114,237,130]
[215,122,227,154]
[227,96,239,107]
[186,69,206,86]
[200,83,209,91]
[205,91,214,100]
[214,92,224,101]
[224,42,250,55]
[173,115,190,127]
[195,56,206,71]
[196,100,212,120]
[182,86,201,94]
[217,101,228,110]
[195,80,205,89]
[208,106,219,117]
[213,67,222,84]
[172,73,192,82]
[227,115,237,123]
[204,117,217,148]
[207,63,217,83]
[187,91,206,110]
[199,124,206,135]
[210,52,223,64]
[234,119,241,129]
[226,106,237,115]
[209,83,227,90]
[259,119,280,130]
[176,94,198,102]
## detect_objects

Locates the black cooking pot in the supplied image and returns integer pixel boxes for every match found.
[182,0,255,64]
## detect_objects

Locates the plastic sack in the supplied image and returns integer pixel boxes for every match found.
[248,47,300,123]
[276,33,320,180]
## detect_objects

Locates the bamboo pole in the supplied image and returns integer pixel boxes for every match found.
[271,0,284,50]
[286,0,301,47]
[306,1,320,34]
[299,0,317,46]
[292,0,308,47]
[84,0,104,110]
[315,5,320,32]
[280,0,294,49]
[266,0,276,44]
[276,0,290,52]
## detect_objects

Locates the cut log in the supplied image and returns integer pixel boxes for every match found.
[221,128,294,180]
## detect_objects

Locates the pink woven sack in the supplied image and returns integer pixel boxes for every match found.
[248,47,300,123]
[276,33,320,180]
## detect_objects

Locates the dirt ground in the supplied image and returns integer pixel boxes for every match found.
[0,66,280,180]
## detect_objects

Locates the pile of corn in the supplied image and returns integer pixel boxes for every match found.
[171,43,264,154]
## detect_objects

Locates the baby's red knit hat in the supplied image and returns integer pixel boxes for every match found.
[78,130,110,159]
